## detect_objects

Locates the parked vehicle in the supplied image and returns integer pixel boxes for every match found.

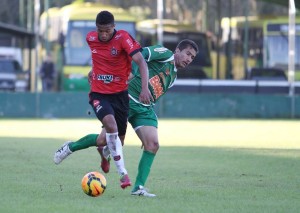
[0,58,29,92]
[247,67,287,81]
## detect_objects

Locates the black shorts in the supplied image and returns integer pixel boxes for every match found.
[89,91,129,136]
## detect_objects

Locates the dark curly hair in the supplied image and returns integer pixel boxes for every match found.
[96,11,114,25]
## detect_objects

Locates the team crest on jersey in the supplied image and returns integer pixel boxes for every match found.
[111,47,118,56]
[88,36,96,41]
[154,47,168,53]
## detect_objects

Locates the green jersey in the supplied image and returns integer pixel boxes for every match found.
[129,45,177,105]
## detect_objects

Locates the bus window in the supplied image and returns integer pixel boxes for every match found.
[65,21,94,66]
[265,23,300,71]
[220,16,300,80]
[136,19,212,79]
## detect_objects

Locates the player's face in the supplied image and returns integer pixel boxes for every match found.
[96,24,115,42]
[174,46,197,69]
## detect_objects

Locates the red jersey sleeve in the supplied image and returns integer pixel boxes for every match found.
[118,30,142,57]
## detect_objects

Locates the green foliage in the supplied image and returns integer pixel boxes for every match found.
[73,0,85,4]
[0,119,300,213]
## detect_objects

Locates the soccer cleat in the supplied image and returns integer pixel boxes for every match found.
[97,146,111,173]
[131,185,156,197]
[54,142,72,165]
[120,174,132,189]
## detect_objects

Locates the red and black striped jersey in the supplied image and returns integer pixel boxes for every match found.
[86,30,141,94]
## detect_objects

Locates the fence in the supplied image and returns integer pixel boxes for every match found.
[0,91,299,118]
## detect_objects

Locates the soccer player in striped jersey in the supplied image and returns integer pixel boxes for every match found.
[53,10,152,190]
[98,39,199,196]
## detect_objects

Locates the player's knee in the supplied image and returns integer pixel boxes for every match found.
[104,123,118,133]
[96,134,106,146]
[154,141,159,151]
[147,140,159,153]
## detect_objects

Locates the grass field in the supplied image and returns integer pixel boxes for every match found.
[0,119,299,213]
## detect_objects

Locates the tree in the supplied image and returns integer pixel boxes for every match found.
[0,0,289,35]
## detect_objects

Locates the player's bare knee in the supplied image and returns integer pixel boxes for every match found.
[104,123,118,133]
[96,134,106,146]
[154,141,159,151]
[148,141,159,153]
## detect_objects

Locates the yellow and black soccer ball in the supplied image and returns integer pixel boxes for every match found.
[81,171,107,197]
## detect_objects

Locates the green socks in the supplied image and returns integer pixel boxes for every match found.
[133,150,155,192]
[68,134,98,152]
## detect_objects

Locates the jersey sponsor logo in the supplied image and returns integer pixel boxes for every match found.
[154,47,168,53]
[96,105,102,113]
[111,47,118,56]
[93,100,103,113]
[93,100,100,107]
[97,74,113,83]
[88,36,96,41]
[115,34,122,40]
[126,39,134,49]
[149,75,164,99]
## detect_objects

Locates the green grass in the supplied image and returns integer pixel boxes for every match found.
[0,119,300,213]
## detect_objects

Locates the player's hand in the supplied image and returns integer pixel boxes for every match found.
[139,88,153,105]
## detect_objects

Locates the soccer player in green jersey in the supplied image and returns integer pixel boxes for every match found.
[97,39,199,197]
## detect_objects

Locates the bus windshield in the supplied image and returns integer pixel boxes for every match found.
[64,20,136,66]
[265,23,300,69]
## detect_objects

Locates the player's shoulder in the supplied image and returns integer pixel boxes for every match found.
[145,45,171,52]
[143,45,172,55]
[115,30,132,38]
[86,31,98,41]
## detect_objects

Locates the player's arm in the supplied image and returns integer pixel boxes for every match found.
[128,72,134,81]
[132,52,153,104]
[88,70,92,86]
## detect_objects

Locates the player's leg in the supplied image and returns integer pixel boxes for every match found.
[96,128,111,173]
[102,91,131,189]
[129,101,158,197]
[96,127,125,157]
[96,128,126,173]
[53,133,99,165]
[53,93,108,165]
[131,126,158,197]
[53,94,112,165]
[103,122,130,189]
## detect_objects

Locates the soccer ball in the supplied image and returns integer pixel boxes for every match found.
[81,171,107,197]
